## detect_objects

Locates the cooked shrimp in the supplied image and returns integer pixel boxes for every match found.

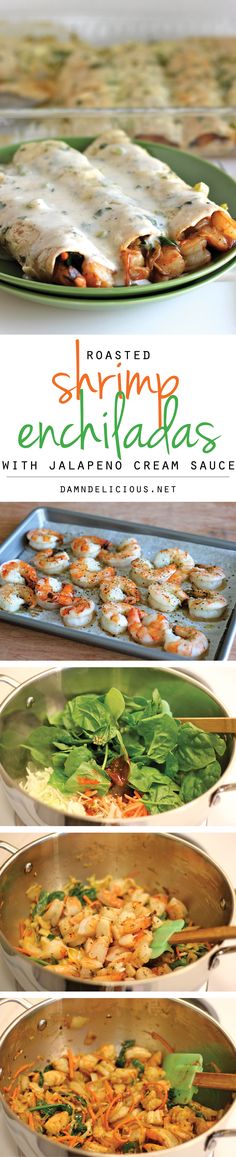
[59,912,98,947]
[0,583,28,613]
[81,934,110,970]
[131,558,177,586]
[194,210,236,252]
[46,897,65,925]
[45,1111,70,1136]
[0,559,37,586]
[153,548,194,575]
[167,897,188,920]
[71,535,107,558]
[188,593,227,620]
[98,537,141,568]
[70,557,101,585]
[99,602,128,636]
[149,241,185,280]
[130,558,154,587]
[190,564,225,591]
[35,576,62,606]
[35,550,70,574]
[60,597,95,629]
[99,576,139,604]
[179,235,211,270]
[148,582,187,613]
[163,622,208,657]
[82,259,114,288]
[127,607,168,646]
[35,576,75,608]
[211,210,236,243]
[26,528,63,550]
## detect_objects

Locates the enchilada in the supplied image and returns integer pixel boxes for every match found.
[0,134,235,288]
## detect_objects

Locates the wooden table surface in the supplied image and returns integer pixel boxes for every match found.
[0,501,235,662]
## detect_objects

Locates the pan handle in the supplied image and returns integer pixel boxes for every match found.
[205,1131,236,1150]
[207,783,236,824]
[0,841,17,855]
[209,783,236,807]
[206,945,236,991]
[205,944,236,990]
[0,997,31,1011]
[0,674,19,689]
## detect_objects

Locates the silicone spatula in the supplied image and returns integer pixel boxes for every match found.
[163,1053,203,1104]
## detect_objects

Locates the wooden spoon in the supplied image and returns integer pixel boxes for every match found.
[170,925,236,945]
[193,1072,236,1091]
[177,717,236,733]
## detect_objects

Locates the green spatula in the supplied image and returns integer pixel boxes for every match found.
[163,1053,203,1104]
[163,1054,236,1100]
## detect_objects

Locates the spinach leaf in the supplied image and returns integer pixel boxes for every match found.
[61,748,100,780]
[131,1059,145,1075]
[165,751,180,779]
[63,761,110,797]
[116,1039,135,1068]
[177,723,219,771]
[123,1145,140,1152]
[209,733,226,757]
[142,782,181,813]
[21,723,74,767]
[31,1102,73,1119]
[71,1113,88,1135]
[32,889,65,917]
[146,715,179,761]
[180,760,221,804]
[61,694,118,744]
[69,881,97,904]
[105,688,125,720]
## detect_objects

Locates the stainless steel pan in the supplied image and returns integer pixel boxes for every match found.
[0,830,235,992]
[0,665,235,827]
[0,996,235,1157]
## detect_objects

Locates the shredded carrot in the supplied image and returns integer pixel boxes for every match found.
[18,922,25,939]
[104,1080,114,1102]
[62,1136,81,1148]
[123,798,148,817]
[67,1049,75,1080]
[87,1098,98,1122]
[103,1094,120,1132]
[28,1112,35,1130]
[12,1085,20,1102]
[11,1063,31,1085]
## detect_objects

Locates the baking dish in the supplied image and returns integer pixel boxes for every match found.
[0,507,235,660]
[0,830,235,991]
[0,995,235,1156]
[0,15,235,157]
[0,665,235,827]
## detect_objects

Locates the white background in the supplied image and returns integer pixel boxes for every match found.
[0,334,235,502]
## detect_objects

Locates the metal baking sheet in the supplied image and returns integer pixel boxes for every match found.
[0,506,236,661]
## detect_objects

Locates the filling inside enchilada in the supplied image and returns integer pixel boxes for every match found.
[0,134,235,288]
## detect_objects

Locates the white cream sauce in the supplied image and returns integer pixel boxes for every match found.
[0,138,165,282]
[87,130,223,238]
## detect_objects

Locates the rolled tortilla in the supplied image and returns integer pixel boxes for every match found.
[0,139,165,283]
[86,129,233,239]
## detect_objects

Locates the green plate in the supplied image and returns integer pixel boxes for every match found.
[0,250,235,309]
[0,135,235,305]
